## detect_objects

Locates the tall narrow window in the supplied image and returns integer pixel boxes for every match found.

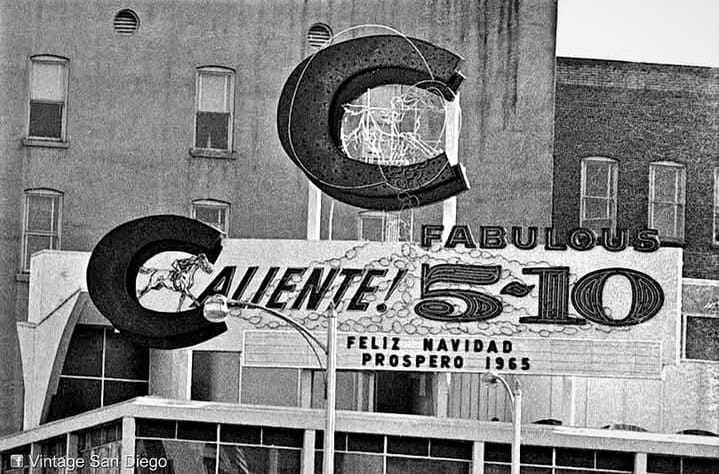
[358,210,413,242]
[195,67,234,151]
[22,189,62,272]
[28,55,69,140]
[192,199,229,234]
[713,167,719,246]
[649,161,686,242]
[580,157,618,235]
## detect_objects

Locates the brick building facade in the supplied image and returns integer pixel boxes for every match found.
[553,57,718,280]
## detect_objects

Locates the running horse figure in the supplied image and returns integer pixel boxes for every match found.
[136,254,214,311]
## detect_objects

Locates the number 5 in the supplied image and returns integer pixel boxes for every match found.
[414,264,503,322]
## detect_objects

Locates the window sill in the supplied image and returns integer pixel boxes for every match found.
[15,273,29,283]
[23,138,70,149]
[189,148,236,160]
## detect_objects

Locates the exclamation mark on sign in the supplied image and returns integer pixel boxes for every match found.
[376,269,408,312]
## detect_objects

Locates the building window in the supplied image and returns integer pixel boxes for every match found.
[22,189,62,272]
[713,167,718,246]
[580,157,618,235]
[192,199,229,234]
[648,454,719,473]
[648,161,686,243]
[28,55,68,141]
[77,423,122,473]
[684,313,719,362]
[358,210,413,242]
[195,67,234,151]
[485,444,633,473]
[315,433,472,474]
[47,325,149,422]
[135,419,302,474]
[1,445,30,473]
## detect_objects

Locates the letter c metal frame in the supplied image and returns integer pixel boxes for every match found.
[277,34,469,210]
[86,215,227,348]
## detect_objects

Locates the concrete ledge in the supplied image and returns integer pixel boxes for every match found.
[22,138,70,149]
[189,148,236,160]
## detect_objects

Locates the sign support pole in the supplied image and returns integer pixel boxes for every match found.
[323,305,338,474]
[511,380,522,474]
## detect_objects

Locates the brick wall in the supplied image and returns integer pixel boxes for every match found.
[553,58,719,280]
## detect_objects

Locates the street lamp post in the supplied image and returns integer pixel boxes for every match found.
[203,295,338,474]
[484,372,522,474]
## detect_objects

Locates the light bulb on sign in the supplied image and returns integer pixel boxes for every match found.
[203,294,230,323]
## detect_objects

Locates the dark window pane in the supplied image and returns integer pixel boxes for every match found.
[485,443,512,463]
[648,454,681,473]
[387,457,432,474]
[105,330,149,379]
[430,439,473,460]
[596,450,634,471]
[387,457,469,474]
[556,470,596,474]
[683,456,719,474]
[556,448,594,468]
[347,433,384,453]
[220,424,261,444]
[136,419,176,439]
[520,445,553,465]
[387,436,428,456]
[485,464,511,474]
[1,445,31,471]
[520,468,552,474]
[79,422,121,449]
[37,437,65,474]
[46,378,101,421]
[335,453,384,474]
[103,380,148,406]
[315,431,347,452]
[263,427,303,448]
[62,326,103,377]
[26,194,56,232]
[191,351,240,402]
[136,439,216,474]
[218,445,300,474]
[177,421,217,441]
[195,112,229,149]
[29,101,63,139]
[376,372,434,415]
[685,316,719,361]
[40,435,66,457]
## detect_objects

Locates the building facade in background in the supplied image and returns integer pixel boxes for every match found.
[0,1,717,474]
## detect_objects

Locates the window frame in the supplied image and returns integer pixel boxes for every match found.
[713,166,718,247]
[22,188,63,273]
[193,66,235,152]
[26,55,69,142]
[648,161,686,243]
[579,157,619,234]
[191,199,230,234]
[682,311,719,363]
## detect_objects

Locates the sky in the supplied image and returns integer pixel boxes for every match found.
[556,0,719,67]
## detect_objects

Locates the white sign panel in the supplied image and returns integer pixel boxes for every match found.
[138,239,682,374]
